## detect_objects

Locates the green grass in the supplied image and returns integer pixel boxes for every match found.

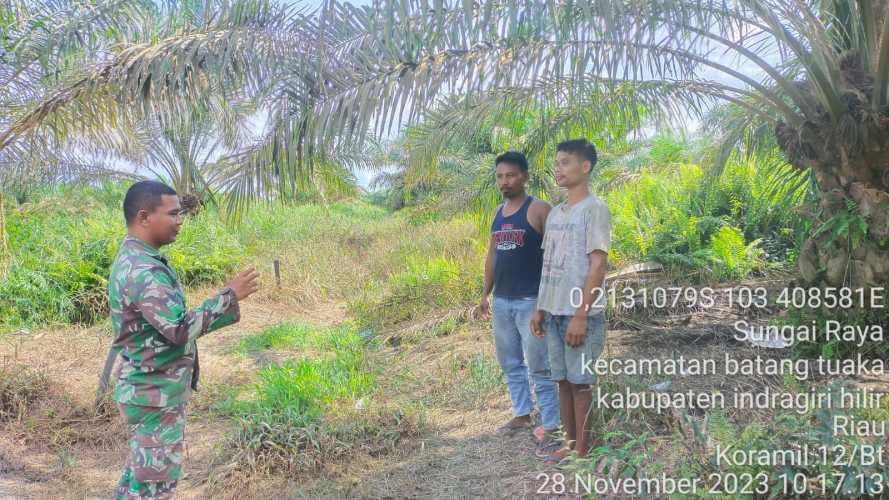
[348,219,483,331]
[237,322,371,355]
[225,322,374,418]
[165,209,244,286]
[464,352,504,399]
[220,321,379,471]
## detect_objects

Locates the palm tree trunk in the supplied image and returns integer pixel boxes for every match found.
[797,147,889,287]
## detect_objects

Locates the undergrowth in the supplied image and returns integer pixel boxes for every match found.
[606,158,804,280]
[564,380,888,499]
[0,364,50,422]
[217,321,423,473]
[0,184,241,331]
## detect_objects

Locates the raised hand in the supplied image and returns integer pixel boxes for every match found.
[227,267,260,301]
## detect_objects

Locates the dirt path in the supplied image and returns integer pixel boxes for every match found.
[0,296,574,500]
[295,321,570,500]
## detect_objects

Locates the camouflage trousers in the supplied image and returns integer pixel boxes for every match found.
[116,403,187,500]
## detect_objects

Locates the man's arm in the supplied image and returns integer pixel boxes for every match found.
[480,233,496,320]
[529,201,552,338]
[528,199,552,237]
[133,267,257,345]
[565,251,608,346]
[576,251,608,314]
[565,201,612,346]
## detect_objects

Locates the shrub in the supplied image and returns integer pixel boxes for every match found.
[350,254,480,330]
[348,217,482,331]
[165,210,242,285]
[0,194,122,328]
[0,187,240,331]
[707,225,764,281]
[604,154,802,279]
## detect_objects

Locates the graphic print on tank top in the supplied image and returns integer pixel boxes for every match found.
[492,222,527,250]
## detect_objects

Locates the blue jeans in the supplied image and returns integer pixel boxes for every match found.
[492,296,560,431]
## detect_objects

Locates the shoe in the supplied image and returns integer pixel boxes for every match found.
[536,430,562,449]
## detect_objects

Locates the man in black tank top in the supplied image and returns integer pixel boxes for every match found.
[479,152,560,444]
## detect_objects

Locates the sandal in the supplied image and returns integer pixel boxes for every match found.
[496,415,533,434]
[535,445,571,464]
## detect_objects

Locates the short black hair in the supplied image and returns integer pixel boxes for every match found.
[556,138,597,172]
[495,151,529,172]
[123,180,177,225]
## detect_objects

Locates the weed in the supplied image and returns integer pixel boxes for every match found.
[788,304,889,359]
[56,448,78,479]
[350,251,481,331]
[567,431,651,487]
[606,156,803,279]
[466,353,504,397]
[237,322,370,355]
[223,321,377,473]
[0,186,239,331]
[445,352,504,403]
[812,199,869,248]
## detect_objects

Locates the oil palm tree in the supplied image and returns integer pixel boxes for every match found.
[132,95,258,214]
[3,0,889,285]
[0,0,310,212]
[390,93,643,229]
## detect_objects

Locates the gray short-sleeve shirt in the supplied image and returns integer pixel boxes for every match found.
[536,193,611,316]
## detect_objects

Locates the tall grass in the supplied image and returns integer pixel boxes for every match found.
[1,147,806,333]
[0,181,484,333]
[0,184,242,332]
[0,190,122,327]
[233,201,399,305]
[347,216,483,331]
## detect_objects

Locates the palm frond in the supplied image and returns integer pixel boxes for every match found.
[0,0,293,152]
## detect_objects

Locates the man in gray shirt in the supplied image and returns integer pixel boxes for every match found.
[531,138,611,461]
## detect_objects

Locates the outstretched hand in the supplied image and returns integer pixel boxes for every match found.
[227,267,259,301]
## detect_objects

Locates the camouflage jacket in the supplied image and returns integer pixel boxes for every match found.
[108,235,240,407]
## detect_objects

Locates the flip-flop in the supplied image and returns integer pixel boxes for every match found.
[496,416,534,434]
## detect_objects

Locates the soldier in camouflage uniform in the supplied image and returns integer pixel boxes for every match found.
[106,181,258,499]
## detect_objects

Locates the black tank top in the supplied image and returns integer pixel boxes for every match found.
[491,195,544,298]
